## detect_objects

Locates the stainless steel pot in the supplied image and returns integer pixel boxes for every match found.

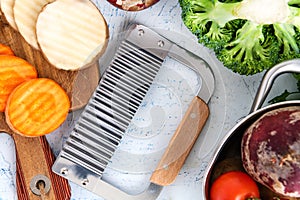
[202,59,300,199]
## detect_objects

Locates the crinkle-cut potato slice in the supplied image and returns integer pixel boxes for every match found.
[0,43,14,55]
[13,0,55,49]
[5,78,70,137]
[0,0,18,29]
[36,0,109,71]
[0,55,37,112]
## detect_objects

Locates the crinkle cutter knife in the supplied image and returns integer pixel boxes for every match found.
[52,24,215,200]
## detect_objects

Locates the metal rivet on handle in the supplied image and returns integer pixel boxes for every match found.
[158,40,164,47]
[30,174,51,196]
[60,167,69,176]
[138,29,145,36]
[82,178,89,186]
[190,113,197,119]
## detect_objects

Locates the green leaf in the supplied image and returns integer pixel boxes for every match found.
[268,90,292,103]
[269,73,300,104]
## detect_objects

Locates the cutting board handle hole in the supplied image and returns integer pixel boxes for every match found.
[30,174,51,196]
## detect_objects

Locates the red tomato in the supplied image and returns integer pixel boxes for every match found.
[210,171,260,200]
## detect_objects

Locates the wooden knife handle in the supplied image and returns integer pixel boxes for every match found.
[150,96,209,186]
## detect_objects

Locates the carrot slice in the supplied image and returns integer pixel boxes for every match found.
[0,55,38,112]
[5,78,70,137]
[0,43,14,55]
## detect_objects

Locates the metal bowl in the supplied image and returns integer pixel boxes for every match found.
[202,59,300,199]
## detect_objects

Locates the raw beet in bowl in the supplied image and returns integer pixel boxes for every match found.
[242,106,300,198]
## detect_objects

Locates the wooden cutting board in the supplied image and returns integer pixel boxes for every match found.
[0,9,100,200]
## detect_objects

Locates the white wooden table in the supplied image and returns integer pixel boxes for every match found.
[0,0,297,199]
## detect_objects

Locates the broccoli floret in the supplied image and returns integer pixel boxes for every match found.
[274,23,300,61]
[180,0,238,50]
[218,22,280,75]
[179,0,300,75]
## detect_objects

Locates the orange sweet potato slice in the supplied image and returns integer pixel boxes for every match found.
[0,55,38,112]
[5,78,70,137]
[0,43,14,55]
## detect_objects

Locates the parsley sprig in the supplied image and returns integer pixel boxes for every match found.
[268,73,300,104]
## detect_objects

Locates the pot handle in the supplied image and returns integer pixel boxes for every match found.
[250,59,300,112]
